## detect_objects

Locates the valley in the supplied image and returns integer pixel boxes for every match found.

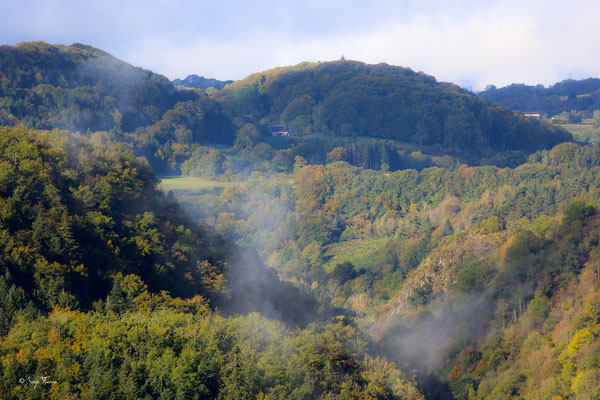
[0,41,599,399]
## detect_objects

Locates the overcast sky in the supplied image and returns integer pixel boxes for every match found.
[3,0,599,90]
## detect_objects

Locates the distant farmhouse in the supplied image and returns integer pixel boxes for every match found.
[270,125,291,136]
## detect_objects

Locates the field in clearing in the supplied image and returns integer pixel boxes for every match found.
[158,176,243,216]
[323,237,390,273]
[561,123,600,144]
[159,176,242,193]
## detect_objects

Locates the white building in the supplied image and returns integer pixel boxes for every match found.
[270,125,290,136]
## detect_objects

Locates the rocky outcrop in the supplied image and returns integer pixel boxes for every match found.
[369,233,504,338]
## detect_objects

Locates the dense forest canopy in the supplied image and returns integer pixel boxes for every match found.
[0,126,229,312]
[0,42,235,174]
[0,126,424,399]
[214,60,572,160]
[182,140,600,399]
[0,41,185,132]
[2,41,600,399]
[479,78,600,116]
[173,74,233,90]
[0,42,574,174]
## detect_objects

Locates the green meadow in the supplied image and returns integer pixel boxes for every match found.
[561,123,600,144]
[323,237,390,273]
[159,175,242,193]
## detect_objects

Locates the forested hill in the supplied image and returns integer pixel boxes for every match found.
[0,42,572,172]
[0,126,229,313]
[213,60,572,159]
[173,74,233,90]
[0,41,184,132]
[0,127,425,399]
[0,41,235,173]
[479,78,600,116]
[0,126,317,325]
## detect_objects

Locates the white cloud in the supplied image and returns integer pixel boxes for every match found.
[4,0,600,89]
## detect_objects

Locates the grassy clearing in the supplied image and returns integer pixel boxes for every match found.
[562,123,596,135]
[323,237,390,273]
[159,176,242,219]
[159,176,242,193]
[561,124,600,144]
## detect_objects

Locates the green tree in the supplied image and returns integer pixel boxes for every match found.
[106,277,127,314]
[442,219,455,236]
[481,215,502,233]
[408,282,433,307]
[563,200,596,226]
[584,292,600,323]
[219,346,256,400]
[528,293,550,320]
[456,259,495,293]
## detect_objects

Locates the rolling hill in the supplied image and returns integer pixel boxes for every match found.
[173,74,233,90]
[0,41,235,173]
[479,78,600,116]
[0,43,573,171]
[213,60,572,163]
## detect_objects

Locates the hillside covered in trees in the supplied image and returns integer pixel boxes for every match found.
[214,61,571,164]
[173,74,233,91]
[0,126,229,312]
[0,42,573,174]
[0,126,424,399]
[179,141,600,399]
[2,41,599,400]
[479,78,600,117]
[0,42,235,174]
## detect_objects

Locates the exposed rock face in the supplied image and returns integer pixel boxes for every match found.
[369,233,504,338]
